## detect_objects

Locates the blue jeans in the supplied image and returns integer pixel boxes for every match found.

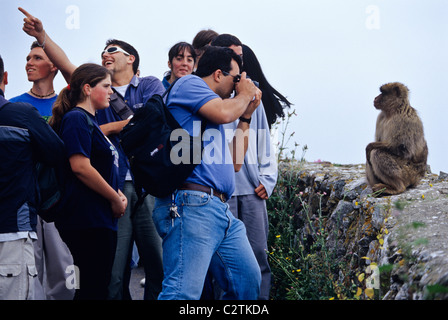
[153,190,261,300]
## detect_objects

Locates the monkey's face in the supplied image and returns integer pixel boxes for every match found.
[374,92,401,112]
[373,94,382,110]
[375,82,410,113]
[373,93,396,112]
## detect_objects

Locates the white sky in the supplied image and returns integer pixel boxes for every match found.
[1,0,447,173]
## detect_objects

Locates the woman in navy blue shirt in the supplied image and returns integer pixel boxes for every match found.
[50,63,127,300]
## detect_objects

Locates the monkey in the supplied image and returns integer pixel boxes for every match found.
[365,82,428,196]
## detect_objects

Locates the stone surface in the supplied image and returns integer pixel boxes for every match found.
[279,161,448,300]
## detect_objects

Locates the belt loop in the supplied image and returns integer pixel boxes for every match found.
[210,187,214,199]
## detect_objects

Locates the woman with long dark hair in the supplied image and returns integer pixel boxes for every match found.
[241,44,292,129]
[51,63,127,300]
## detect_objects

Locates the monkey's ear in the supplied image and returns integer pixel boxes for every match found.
[394,86,402,98]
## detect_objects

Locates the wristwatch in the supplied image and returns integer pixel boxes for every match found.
[239,116,251,124]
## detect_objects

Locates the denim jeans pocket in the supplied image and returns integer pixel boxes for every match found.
[177,190,211,207]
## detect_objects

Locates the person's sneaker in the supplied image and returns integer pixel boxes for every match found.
[140,278,145,287]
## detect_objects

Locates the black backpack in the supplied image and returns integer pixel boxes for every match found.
[120,82,206,202]
[36,108,94,222]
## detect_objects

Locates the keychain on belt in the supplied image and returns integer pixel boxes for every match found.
[170,193,180,227]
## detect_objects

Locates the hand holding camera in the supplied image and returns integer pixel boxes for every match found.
[235,73,262,119]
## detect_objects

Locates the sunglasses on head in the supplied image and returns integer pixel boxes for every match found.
[222,71,241,83]
[101,46,131,58]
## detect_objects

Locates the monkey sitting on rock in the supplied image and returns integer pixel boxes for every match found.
[365,82,428,196]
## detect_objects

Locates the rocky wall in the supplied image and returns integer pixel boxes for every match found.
[280,161,448,300]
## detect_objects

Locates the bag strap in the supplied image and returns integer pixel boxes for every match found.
[162,78,179,99]
[163,78,208,134]
[109,89,134,120]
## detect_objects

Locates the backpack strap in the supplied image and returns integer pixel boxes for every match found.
[164,78,208,135]
[109,89,134,120]
[162,78,179,99]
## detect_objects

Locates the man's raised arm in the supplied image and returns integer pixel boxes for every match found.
[19,7,77,83]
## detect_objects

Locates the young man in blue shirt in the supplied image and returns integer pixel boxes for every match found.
[9,41,58,119]
[153,46,262,300]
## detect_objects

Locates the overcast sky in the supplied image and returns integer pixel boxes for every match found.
[1,0,447,174]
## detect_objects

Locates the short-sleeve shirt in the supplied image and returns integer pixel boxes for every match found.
[57,107,119,231]
[166,75,235,200]
[9,93,57,118]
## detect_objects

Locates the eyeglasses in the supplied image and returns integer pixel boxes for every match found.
[101,46,131,58]
[222,71,241,83]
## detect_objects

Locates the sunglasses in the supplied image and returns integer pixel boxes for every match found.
[101,46,131,58]
[222,71,241,83]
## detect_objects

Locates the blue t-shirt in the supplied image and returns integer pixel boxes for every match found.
[9,93,56,118]
[56,108,120,231]
[166,75,236,200]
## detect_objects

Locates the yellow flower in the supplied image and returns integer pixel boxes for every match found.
[356,287,362,297]
[422,194,425,199]
[358,273,365,282]
[361,256,370,260]
[276,235,281,238]
[365,288,375,299]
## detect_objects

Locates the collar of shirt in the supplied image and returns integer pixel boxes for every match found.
[129,75,140,88]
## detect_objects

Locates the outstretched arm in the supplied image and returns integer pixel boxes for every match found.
[19,7,77,83]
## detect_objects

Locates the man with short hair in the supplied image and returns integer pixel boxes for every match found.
[211,33,244,59]
[152,46,262,300]
[0,54,65,300]
[9,42,58,119]
[20,7,165,300]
